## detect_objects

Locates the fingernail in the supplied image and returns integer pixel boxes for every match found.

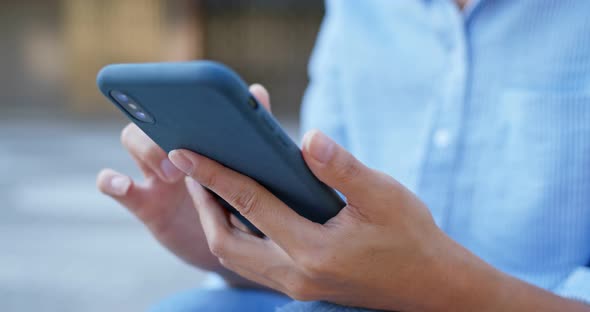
[161,158,184,181]
[306,130,335,164]
[168,150,194,175]
[109,175,131,196]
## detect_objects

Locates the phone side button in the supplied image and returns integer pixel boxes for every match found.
[277,133,292,148]
[261,114,276,132]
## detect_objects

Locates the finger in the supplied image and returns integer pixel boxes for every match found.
[230,214,255,234]
[219,259,287,293]
[120,123,184,183]
[185,177,271,253]
[97,168,132,197]
[249,84,271,112]
[97,168,179,223]
[185,178,290,292]
[97,168,150,212]
[185,177,232,230]
[176,159,319,252]
[120,124,157,178]
[301,130,385,206]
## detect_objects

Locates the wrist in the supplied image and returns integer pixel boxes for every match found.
[420,235,590,312]
[420,234,509,312]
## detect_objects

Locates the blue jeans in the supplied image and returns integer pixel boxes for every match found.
[148,288,381,312]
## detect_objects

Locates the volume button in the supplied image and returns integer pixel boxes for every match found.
[261,113,276,132]
[278,133,292,148]
[259,112,293,149]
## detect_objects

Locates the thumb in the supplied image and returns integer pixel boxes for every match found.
[302,130,382,205]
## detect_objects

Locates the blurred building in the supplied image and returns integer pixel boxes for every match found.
[0,1,324,311]
[0,0,323,120]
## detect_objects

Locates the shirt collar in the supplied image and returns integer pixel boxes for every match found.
[462,0,483,19]
[425,0,484,19]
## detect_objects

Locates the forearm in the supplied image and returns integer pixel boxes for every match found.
[428,239,590,312]
[487,273,589,312]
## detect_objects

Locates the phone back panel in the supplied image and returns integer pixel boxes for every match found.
[97,61,345,227]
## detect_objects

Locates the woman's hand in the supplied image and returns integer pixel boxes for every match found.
[170,126,590,311]
[96,84,273,288]
[167,128,459,310]
[171,124,562,311]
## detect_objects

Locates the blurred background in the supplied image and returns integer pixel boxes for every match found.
[0,0,323,311]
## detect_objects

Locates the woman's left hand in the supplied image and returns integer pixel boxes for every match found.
[168,130,502,311]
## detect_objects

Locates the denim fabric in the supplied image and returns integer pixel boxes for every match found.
[148,289,381,312]
[277,301,383,312]
[147,289,291,312]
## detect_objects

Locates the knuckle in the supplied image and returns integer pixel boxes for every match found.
[218,258,232,269]
[286,277,317,301]
[208,242,225,259]
[296,250,331,278]
[335,159,362,183]
[229,188,260,217]
[208,230,229,258]
[199,171,218,189]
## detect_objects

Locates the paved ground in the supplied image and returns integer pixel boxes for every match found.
[0,120,208,312]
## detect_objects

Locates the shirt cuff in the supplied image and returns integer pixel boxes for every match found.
[555,267,590,303]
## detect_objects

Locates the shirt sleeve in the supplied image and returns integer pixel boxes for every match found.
[299,2,348,149]
[554,267,590,303]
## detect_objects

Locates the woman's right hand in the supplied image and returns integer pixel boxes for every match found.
[96,84,272,288]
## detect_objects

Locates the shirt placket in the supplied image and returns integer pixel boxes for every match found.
[417,2,469,230]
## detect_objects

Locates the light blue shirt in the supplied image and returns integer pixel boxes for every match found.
[301,0,590,302]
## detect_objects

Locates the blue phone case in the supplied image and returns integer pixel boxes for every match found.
[97,61,345,234]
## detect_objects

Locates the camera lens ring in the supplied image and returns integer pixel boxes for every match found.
[135,111,146,119]
[111,90,129,103]
[109,90,155,124]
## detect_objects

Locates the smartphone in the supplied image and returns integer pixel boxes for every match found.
[97,61,345,234]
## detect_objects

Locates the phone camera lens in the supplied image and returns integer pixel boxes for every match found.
[112,91,129,103]
[110,90,155,124]
[131,107,154,123]
[135,111,146,119]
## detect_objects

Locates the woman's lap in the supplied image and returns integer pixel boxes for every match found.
[148,288,380,312]
[278,301,382,312]
[147,288,292,312]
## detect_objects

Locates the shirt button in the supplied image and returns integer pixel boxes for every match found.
[433,129,452,148]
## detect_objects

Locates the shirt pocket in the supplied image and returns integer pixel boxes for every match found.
[471,89,590,273]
